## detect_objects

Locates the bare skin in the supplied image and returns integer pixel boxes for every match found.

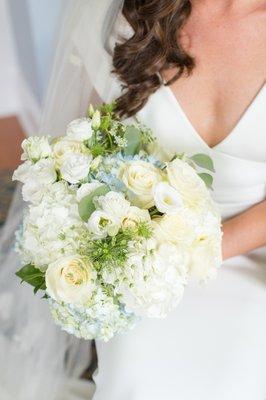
[164,0,266,259]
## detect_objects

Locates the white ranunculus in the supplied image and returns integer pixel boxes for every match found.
[152,211,195,247]
[76,181,102,202]
[66,118,93,141]
[122,206,151,230]
[60,152,92,184]
[119,243,188,318]
[167,158,210,213]
[189,233,222,282]
[46,256,96,305]
[119,160,163,209]
[21,136,52,161]
[87,210,120,239]
[53,138,89,166]
[153,182,183,214]
[97,191,130,222]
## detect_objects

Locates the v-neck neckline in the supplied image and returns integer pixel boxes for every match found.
[162,83,265,150]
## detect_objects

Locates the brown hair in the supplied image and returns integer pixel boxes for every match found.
[112,0,194,117]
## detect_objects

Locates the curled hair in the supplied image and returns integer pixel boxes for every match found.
[112,0,194,117]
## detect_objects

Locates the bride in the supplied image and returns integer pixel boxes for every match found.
[0,0,265,399]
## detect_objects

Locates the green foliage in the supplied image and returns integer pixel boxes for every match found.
[136,221,153,239]
[79,229,136,271]
[99,101,117,117]
[85,102,153,156]
[123,126,142,156]
[198,173,214,189]
[16,264,46,294]
[190,153,215,172]
[78,185,110,221]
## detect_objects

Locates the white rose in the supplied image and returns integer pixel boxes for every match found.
[119,160,163,209]
[152,211,195,247]
[60,153,92,184]
[21,136,52,161]
[52,138,90,166]
[122,206,151,230]
[87,210,120,239]
[46,256,96,305]
[97,191,130,222]
[66,118,93,141]
[76,181,102,202]
[167,158,210,213]
[153,182,183,214]
[189,233,222,282]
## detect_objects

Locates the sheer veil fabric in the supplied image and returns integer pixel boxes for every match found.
[0,1,125,399]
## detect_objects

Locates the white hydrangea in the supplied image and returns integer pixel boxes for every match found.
[17,182,85,270]
[118,242,188,318]
[49,287,136,341]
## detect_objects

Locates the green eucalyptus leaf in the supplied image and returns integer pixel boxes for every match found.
[78,185,110,222]
[124,126,142,156]
[191,153,215,172]
[16,264,46,294]
[198,173,214,189]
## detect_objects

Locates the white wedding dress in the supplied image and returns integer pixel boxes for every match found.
[91,81,266,400]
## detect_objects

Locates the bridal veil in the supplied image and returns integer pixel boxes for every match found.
[0,1,126,399]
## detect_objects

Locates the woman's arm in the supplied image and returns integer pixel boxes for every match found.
[222,200,266,260]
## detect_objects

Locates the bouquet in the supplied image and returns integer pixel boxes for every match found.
[13,103,222,341]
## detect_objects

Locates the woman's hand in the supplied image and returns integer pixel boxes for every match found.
[222,200,266,260]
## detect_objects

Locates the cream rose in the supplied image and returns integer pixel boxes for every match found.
[119,160,163,209]
[167,158,210,213]
[189,234,222,282]
[122,206,151,230]
[152,211,194,247]
[45,256,96,305]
